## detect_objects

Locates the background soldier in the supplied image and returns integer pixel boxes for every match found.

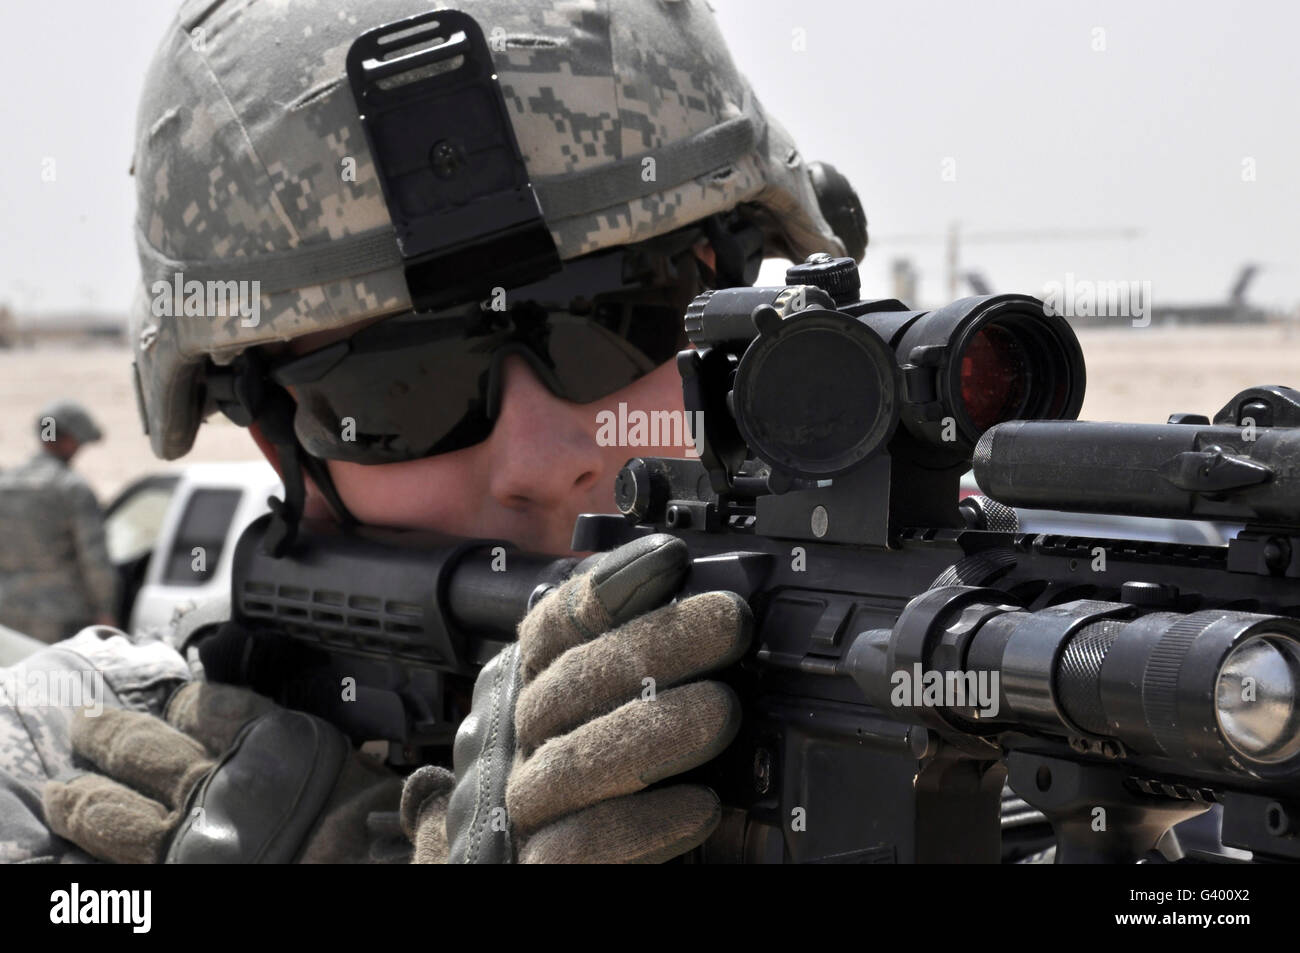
[1,0,863,863]
[0,401,117,644]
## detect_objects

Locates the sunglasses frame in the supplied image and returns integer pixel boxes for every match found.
[263,239,711,463]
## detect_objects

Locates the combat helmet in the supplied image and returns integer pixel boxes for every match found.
[131,0,867,463]
[35,400,104,446]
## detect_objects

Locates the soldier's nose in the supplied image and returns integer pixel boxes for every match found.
[484,356,603,510]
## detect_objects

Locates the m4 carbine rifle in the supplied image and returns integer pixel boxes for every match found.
[213,255,1300,863]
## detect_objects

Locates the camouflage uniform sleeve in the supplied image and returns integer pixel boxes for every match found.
[0,626,191,863]
[65,480,118,621]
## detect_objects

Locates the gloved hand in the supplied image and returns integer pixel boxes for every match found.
[401,534,752,863]
[44,682,406,863]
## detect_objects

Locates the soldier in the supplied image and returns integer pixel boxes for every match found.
[1,0,864,863]
[0,401,117,644]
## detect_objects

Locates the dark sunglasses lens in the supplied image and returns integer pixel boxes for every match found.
[287,336,498,463]
[541,309,679,403]
[277,257,697,463]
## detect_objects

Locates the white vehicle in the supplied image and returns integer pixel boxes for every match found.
[123,461,281,640]
[0,461,281,664]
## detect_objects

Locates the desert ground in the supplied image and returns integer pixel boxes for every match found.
[1,325,1298,502]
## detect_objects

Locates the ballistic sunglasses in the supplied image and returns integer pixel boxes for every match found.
[268,241,710,464]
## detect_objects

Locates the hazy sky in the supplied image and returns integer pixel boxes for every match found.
[3,0,1298,314]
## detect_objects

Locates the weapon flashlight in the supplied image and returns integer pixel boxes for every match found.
[848,587,1300,779]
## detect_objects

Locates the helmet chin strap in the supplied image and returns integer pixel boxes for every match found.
[209,354,358,557]
[255,384,359,557]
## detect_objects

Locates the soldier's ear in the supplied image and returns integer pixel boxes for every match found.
[692,240,717,274]
[692,240,718,288]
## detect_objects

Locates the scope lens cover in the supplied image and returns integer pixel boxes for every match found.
[732,308,899,479]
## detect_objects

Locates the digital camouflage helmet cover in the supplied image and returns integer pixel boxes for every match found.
[131,0,864,460]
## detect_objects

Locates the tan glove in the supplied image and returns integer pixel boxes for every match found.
[402,534,751,863]
[44,682,405,863]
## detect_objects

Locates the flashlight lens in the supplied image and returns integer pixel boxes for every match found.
[960,323,1029,430]
[1215,634,1300,764]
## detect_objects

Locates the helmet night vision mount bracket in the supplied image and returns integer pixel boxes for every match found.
[346,9,563,314]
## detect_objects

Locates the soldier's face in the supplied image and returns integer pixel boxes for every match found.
[320,353,693,555]
[257,246,717,556]
[46,436,81,463]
